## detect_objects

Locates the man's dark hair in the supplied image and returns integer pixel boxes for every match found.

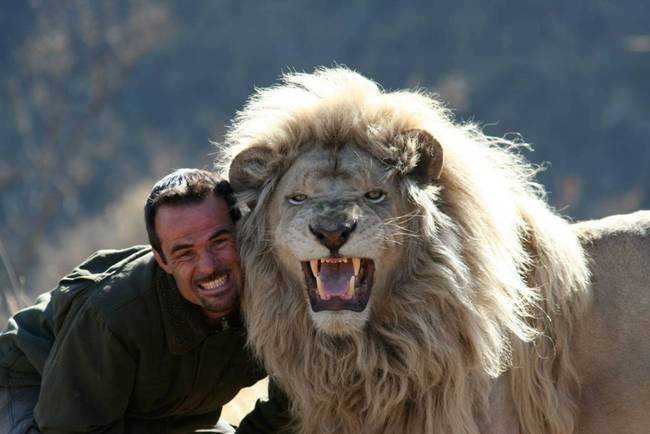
[144,168,241,259]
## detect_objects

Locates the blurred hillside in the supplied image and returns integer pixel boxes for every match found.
[1,0,649,319]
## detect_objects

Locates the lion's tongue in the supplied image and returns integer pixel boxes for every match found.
[319,262,354,297]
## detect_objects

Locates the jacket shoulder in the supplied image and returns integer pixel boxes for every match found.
[53,246,164,353]
[60,245,153,285]
[52,246,159,330]
[85,247,160,316]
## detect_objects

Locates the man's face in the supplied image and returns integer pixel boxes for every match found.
[153,194,242,321]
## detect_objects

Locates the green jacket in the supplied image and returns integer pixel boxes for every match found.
[0,246,290,433]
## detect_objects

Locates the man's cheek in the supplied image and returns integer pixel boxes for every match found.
[226,247,241,263]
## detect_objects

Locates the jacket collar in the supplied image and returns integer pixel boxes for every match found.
[155,267,242,354]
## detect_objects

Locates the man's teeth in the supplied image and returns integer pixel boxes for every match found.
[200,274,227,290]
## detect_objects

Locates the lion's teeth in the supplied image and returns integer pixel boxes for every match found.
[320,257,351,264]
[346,275,355,297]
[352,257,360,276]
[316,275,329,300]
[310,259,319,278]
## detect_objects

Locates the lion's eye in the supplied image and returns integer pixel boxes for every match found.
[364,190,386,203]
[288,194,308,205]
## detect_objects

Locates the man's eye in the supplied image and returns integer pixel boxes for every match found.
[210,238,228,248]
[288,194,308,205]
[176,252,194,261]
[364,190,386,203]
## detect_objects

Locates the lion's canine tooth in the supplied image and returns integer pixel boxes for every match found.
[310,259,319,278]
[346,276,355,297]
[316,275,328,300]
[352,257,361,276]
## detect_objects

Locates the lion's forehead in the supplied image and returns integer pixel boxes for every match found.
[278,144,388,194]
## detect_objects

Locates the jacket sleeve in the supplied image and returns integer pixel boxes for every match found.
[34,302,137,434]
[235,379,294,434]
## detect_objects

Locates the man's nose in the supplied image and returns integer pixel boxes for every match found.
[197,252,218,273]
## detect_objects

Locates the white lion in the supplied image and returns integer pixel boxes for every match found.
[218,67,650,434]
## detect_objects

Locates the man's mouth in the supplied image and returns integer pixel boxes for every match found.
[197,273,230,293]
[301,257,374,312]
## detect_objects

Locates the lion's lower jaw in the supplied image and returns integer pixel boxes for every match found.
[310,309,370,335]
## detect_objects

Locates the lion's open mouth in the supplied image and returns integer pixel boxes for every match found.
[301,257,374,312]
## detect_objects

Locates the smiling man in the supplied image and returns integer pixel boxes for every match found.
[148,172,243,325]
[0,169,288,433]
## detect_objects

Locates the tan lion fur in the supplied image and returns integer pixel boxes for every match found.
[217,68,595,434]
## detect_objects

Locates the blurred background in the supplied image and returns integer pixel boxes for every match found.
[1,0,649,321]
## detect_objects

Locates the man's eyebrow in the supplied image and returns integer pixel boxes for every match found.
[208,229,233,240]
[170,243,193,256]
[169,229,233,256]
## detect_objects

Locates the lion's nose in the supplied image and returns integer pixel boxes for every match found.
[309,221,357,252]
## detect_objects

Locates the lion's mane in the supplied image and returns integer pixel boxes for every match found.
[218,68,591,434]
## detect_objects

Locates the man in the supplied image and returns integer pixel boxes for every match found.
[0,169,288,433]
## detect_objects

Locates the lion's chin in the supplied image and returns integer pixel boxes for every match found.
[310,309,370,335]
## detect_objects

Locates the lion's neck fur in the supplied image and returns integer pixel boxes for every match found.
[242,260,491,434]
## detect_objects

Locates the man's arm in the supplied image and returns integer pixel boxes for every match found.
[235,379,293,434]
[34,302,137,434]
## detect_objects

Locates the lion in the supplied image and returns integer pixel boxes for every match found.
[217,67,650,434]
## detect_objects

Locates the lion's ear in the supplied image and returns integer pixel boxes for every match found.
[404,129,444,183]
[229,145,277,192]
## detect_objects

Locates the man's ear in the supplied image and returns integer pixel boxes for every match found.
[228,145,277,192]
[404,129,444,184]
[153,249,172,274]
